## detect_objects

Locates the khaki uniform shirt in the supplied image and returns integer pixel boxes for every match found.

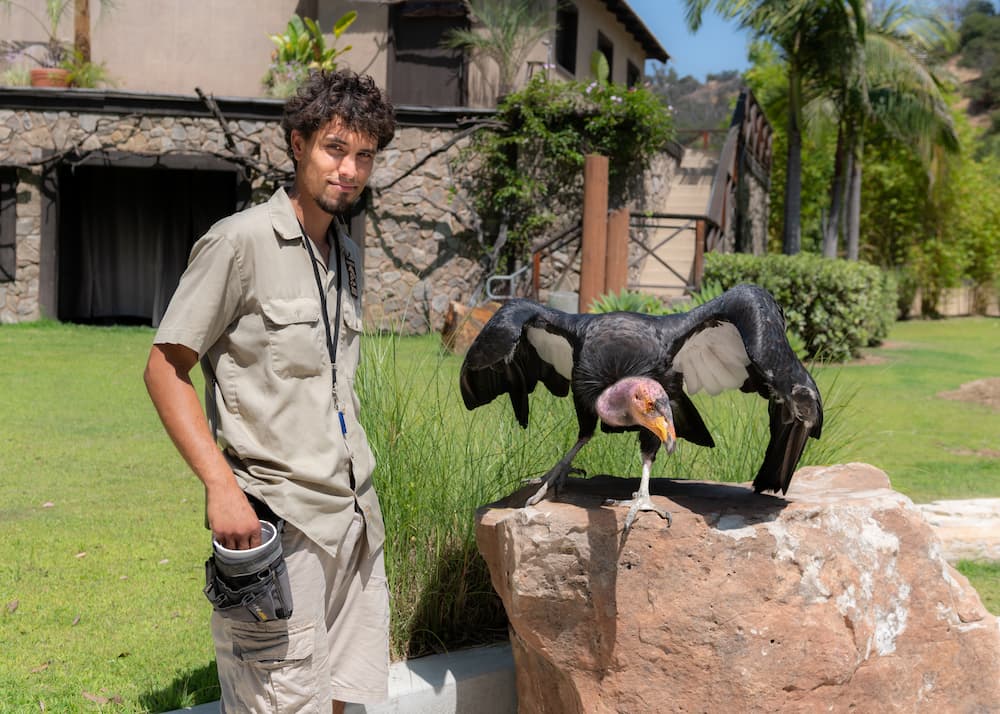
[155,187,384,558]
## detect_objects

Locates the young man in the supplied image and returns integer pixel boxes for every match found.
[144,70,396,712]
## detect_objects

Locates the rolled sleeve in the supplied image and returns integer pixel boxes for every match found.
[155,233,245,357]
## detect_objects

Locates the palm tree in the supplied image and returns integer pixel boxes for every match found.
[823,2,958,259]
[442,0,556,102]
[684,0,865,255]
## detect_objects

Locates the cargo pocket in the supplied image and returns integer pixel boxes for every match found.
[261,298,324,379]
[229,620,319,712]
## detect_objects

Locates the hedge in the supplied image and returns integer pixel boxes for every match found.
[703,253,898,362]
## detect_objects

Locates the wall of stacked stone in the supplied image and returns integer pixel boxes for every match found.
[0,108,488,331]
[0,107,289,323]
[366,125,485,334]
[0,106,696,330]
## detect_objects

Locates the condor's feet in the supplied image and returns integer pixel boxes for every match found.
[524,465,586,506]
[604,492,672,532]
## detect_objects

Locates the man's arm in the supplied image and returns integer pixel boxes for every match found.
[144,343,261,550]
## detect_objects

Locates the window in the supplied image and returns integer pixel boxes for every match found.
[627,60,641,88]
[389,1,467,106]
[555,2,578,74]
[597,31,614,80]
[0,169,15,283]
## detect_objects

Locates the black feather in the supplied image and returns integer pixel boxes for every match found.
[459,285,823,492]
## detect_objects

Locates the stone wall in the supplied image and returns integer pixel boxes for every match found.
[0,96,495,331]
[0,91,687,331]
[0,102,288,323]
[365,125,486,334]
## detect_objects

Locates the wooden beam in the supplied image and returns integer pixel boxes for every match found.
[693,219,706,291]
[579,154,608,313]
[604,206,629,295]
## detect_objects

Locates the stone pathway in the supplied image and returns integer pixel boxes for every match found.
[918,498,1000,563]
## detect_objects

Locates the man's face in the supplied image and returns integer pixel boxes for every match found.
[291,119,377,215]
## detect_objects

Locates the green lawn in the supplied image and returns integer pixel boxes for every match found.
[0,316,997,711]
[832,317,1000,502]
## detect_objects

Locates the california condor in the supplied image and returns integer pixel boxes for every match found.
[459,284,823,530]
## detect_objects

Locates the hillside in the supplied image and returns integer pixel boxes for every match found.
[645,66,744,151]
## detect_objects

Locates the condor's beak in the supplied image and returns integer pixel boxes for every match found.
[643,398,677,454]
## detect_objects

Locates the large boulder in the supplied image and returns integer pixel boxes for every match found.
[476,464,1000,713]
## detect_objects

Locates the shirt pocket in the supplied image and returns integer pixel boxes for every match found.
[340,293,364,334]
[261,297,325,379]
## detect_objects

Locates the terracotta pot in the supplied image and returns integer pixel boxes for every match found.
[30,68,71,88]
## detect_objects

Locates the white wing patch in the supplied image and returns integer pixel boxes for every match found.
[526,327,574,380]
[673,322,750,396]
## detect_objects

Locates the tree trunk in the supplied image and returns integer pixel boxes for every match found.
[846,134,863,261]
[782,63,803,255]
[74,0,91,62]
[823,125,847,258]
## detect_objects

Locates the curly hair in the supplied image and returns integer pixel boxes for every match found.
[281,69,396,167]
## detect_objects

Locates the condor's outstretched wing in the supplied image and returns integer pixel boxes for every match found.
[459,299,581,427]
[660,284,824,494]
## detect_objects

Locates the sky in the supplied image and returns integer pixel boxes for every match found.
[625,1,752,81]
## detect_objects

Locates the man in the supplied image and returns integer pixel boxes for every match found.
[144,70,396,712]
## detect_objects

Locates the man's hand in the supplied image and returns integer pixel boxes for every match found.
[207,482,262,550]
[145,343,263,551]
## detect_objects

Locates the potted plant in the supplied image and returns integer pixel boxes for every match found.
[262,11,356,98]
[1,0,113,87]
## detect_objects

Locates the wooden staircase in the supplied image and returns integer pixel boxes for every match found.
[632,148,718,299]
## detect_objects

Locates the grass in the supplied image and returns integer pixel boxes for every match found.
[0,322,216,712]
[832,317,1000,502]
[956,561,1000,613]
[0,316,997,711]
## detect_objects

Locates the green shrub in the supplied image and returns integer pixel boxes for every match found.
[703,253,898,362]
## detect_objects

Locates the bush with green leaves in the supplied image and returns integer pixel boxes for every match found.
[457,74,674,259]
[703,253,897,362]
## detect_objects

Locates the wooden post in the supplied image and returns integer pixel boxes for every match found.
[579,154,608,312]
[74,0,91,62]
[605,206,629,295]
[693,219,706,291]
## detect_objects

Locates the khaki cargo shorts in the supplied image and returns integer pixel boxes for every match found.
[211,513,389,712]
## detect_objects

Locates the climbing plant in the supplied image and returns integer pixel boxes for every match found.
[455,73,674,264]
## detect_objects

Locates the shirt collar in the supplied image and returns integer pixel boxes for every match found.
[268,186,305,243]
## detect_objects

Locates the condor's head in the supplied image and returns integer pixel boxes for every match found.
[596,376,677,453]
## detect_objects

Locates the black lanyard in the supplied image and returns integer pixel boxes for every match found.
[300,219,344,421]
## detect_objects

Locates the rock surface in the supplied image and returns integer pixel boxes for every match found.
[476,463,1000,713]
[918,498,1000,563]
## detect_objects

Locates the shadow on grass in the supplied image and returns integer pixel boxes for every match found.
[139,661,220,713]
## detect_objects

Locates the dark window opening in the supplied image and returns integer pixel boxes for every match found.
[389,1,467,106]
[556,2,578,74]
[0,168,15,283]
[627,60,640,88]
[56,165,238,326]
[597,31,613,80]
